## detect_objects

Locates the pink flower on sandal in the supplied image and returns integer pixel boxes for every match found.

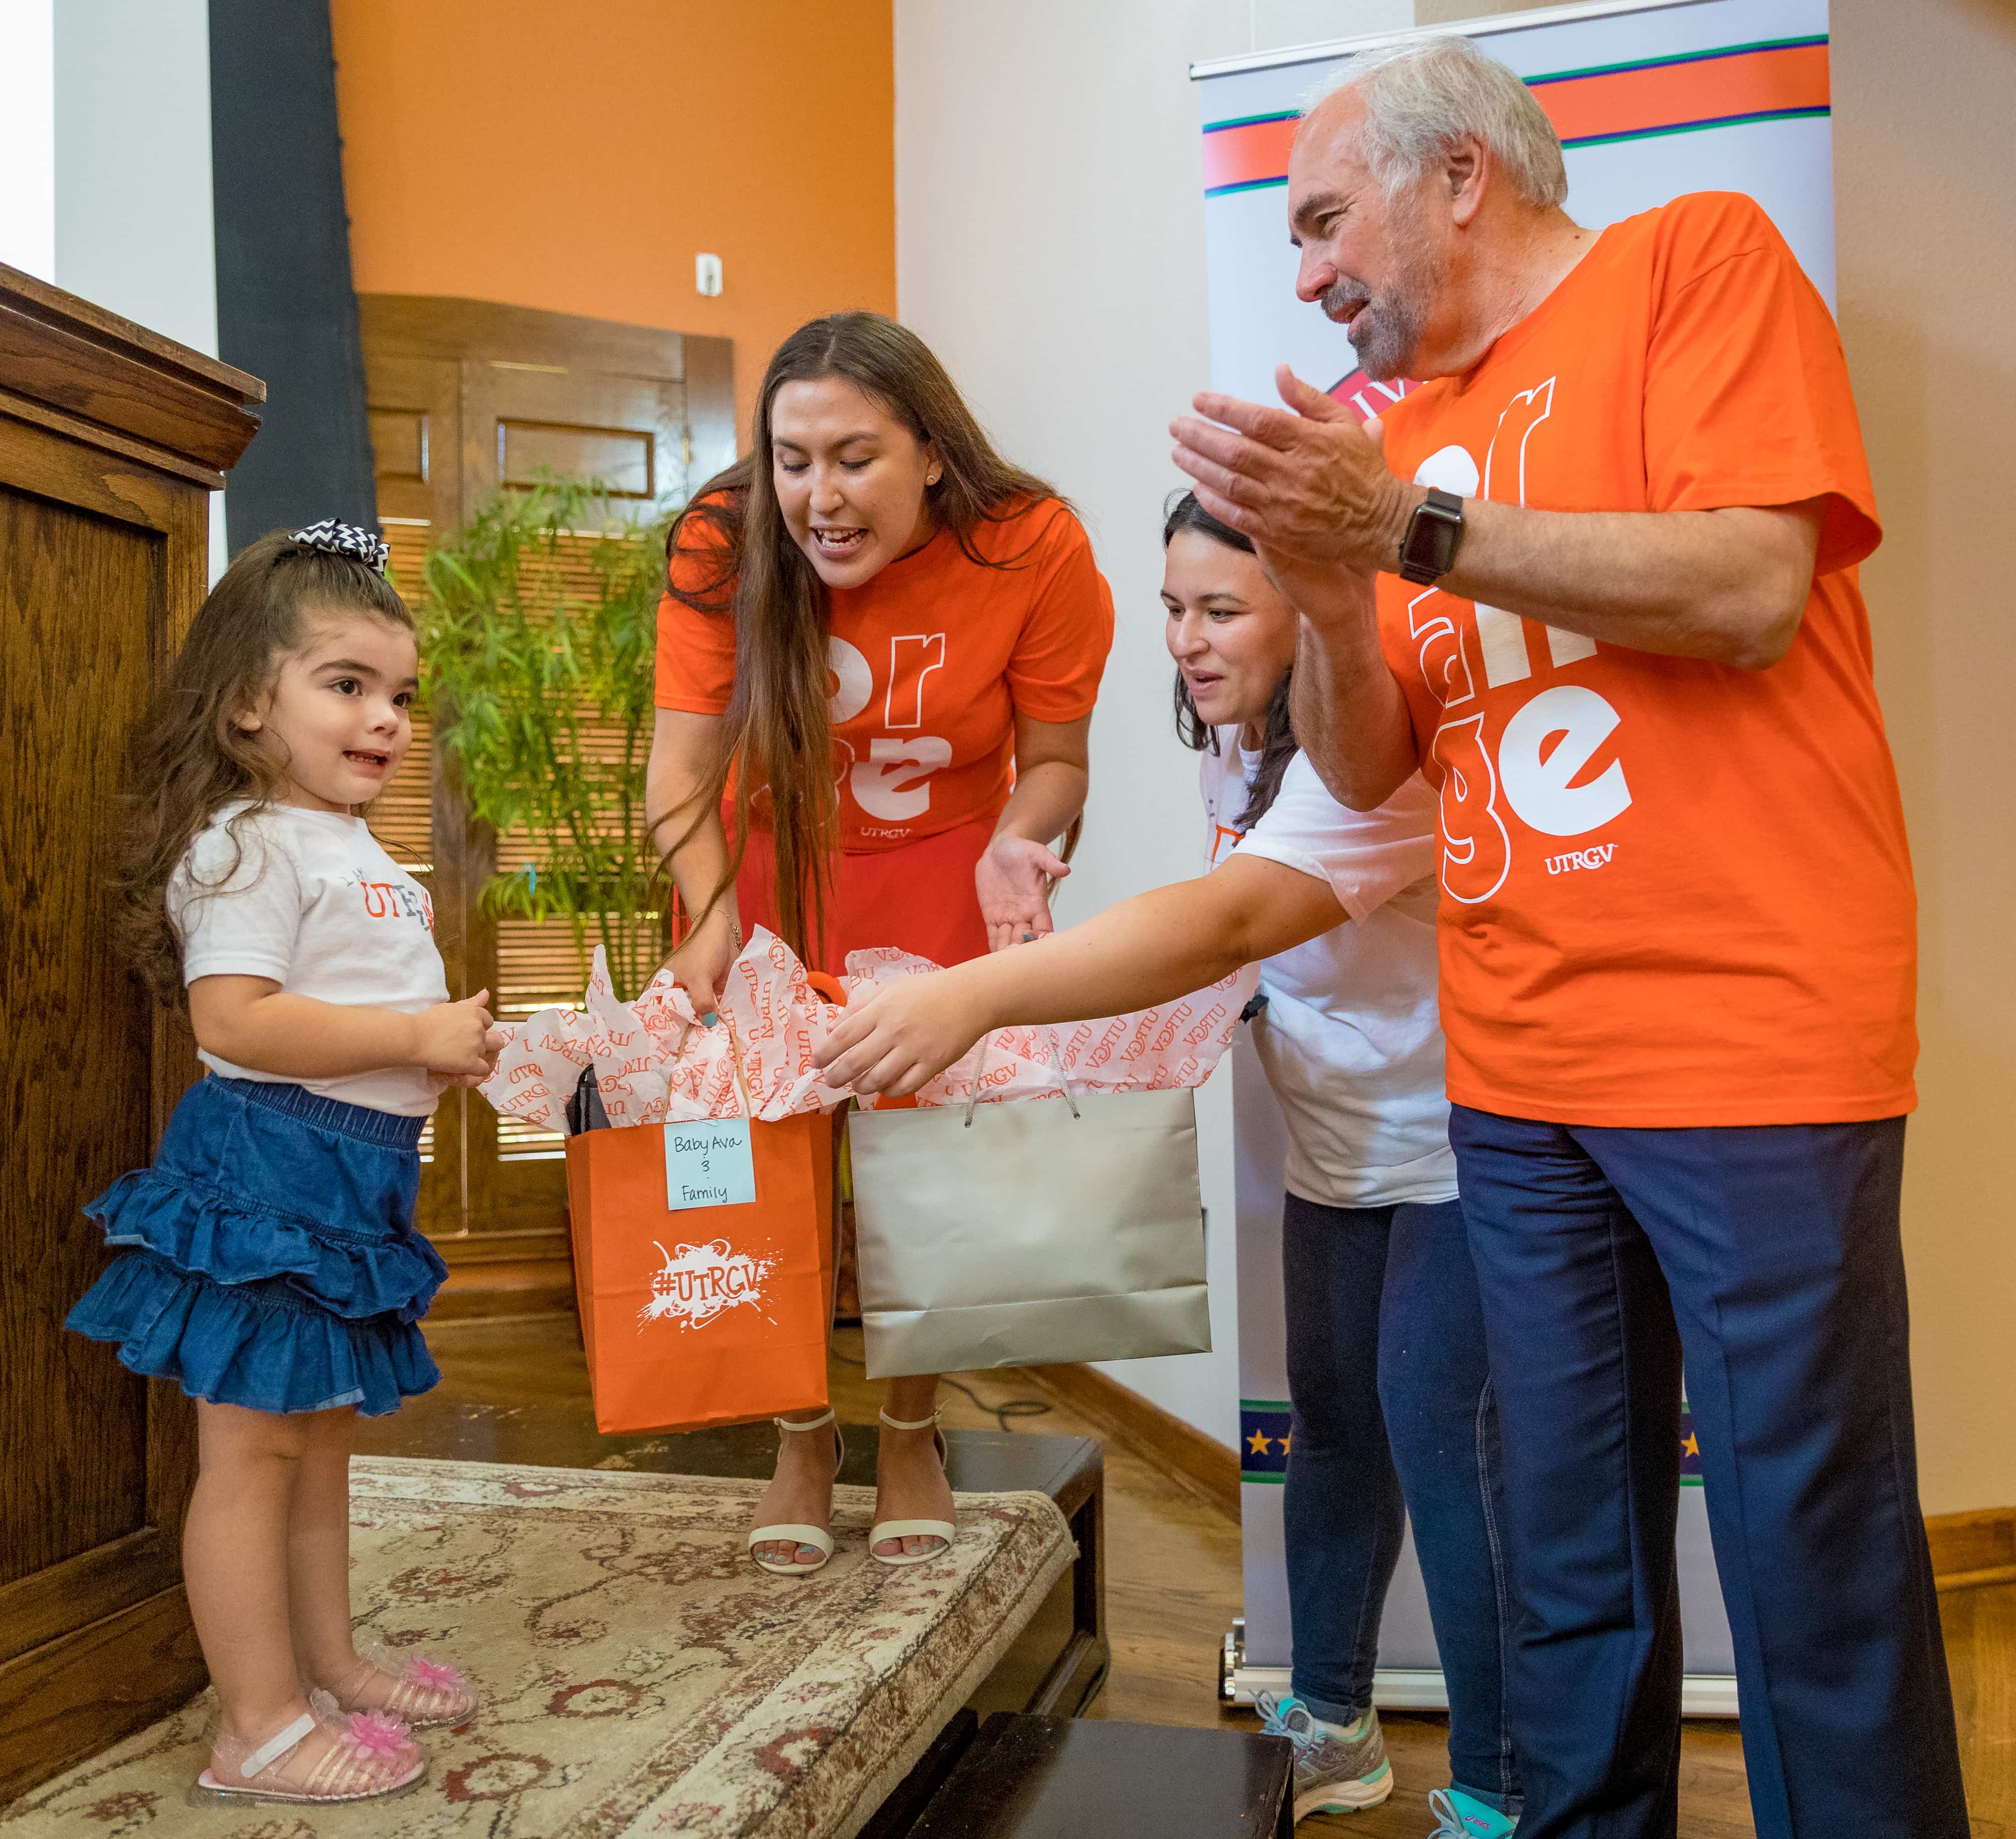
[405,1656,467,1692]
[345,1711,415,1764]
[339,1639,480,1729]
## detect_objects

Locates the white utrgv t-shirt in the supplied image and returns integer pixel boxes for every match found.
[170,802,451,1117]
[1202,733,1457,1209]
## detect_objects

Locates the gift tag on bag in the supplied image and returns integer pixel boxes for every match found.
[664,1119,757,1210]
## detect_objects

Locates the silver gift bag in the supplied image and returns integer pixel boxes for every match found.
[847,1042,1212,1379]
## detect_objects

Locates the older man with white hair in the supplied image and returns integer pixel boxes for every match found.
[1173,32,1969,1839]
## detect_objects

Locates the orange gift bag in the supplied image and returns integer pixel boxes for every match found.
[564,1023,839,1436]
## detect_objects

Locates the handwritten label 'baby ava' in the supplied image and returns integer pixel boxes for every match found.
[664,1120,757,1210]
[638,1238,771,1331]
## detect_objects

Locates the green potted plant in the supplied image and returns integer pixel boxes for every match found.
[417,478,676,1002]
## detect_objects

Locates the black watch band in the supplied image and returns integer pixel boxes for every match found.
[1397,487,1465,585]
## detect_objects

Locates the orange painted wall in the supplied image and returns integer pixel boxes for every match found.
[328,0,896,452]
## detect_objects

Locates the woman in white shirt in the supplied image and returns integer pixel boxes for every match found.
[816,496,1521,1837]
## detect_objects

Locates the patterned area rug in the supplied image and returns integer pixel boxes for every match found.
[4,1457,1074,1839]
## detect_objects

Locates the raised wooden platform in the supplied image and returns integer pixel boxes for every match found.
[358,1396,1109,1724]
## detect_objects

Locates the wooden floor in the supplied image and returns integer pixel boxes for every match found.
[362,1316,2014,1837]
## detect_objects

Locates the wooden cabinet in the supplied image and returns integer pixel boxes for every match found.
[0,263,261,1800]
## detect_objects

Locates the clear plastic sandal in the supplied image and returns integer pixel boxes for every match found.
[325,1641,480,1729]
[195,1689,425,1804]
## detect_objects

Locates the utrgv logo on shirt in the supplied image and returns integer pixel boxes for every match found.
[829,631,955,824]
[638,1238,772,1331]
[348,871,435,930]
[1409,381,1632,904]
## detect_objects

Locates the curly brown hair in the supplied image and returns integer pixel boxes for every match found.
[111,530,413,1006]
[660,311,1062,965]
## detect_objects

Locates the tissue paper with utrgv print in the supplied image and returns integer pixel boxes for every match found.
[478,928,855,1133]
[837,946,1259,1110]
[480,928,1254,1131]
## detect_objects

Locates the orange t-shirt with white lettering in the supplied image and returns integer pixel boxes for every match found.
[1376,192,1915,1128]
[655,496,1114,850]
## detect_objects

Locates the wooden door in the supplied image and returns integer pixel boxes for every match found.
[364,348,468,1236]
[0,264,261,1798]
[358,296,732,1280]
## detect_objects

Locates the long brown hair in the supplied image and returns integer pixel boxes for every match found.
[111,530,413,1005]
[661,311,1060,964]
[1165,491,1297,831]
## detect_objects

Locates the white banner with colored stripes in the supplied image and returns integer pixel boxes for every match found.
[1196,0,1838,1708]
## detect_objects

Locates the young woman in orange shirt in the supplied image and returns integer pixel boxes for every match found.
[646,312,1115,1574]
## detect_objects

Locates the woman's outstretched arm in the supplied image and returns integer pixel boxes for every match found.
[815,853,1343,1096]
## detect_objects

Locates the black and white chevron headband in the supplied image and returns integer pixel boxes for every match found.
[289,518,390,575]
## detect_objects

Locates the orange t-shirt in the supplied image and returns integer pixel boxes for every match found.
[655,496,1114,851]
[1376,192,1915,1128]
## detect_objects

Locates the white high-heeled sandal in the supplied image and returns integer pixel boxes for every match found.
[871,1408,957,1567]
[747,1408,844,1575]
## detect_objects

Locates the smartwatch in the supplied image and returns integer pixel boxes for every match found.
[1397,487,1465,585]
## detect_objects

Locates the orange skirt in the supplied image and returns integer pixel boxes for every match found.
[731,817,994,974]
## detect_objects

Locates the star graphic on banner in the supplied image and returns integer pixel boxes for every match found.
[1682,1433,1700,1459]
[1280,1432,1291,1455]
[1246,1430,1272,1455]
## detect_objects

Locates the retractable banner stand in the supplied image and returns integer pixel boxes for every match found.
[1197,0,1837,1717]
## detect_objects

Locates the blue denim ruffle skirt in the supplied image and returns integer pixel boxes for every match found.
[66,1075,448,1416]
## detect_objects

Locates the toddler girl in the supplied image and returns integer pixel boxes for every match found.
[66,520,502,1805]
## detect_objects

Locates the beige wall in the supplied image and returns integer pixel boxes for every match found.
[1832,0,2016,1514]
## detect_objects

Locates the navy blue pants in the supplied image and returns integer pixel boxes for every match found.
[1449,1107,1968,1839]
[1282,1193,1519,1808]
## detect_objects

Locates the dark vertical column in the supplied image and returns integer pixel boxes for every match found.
[209,0,376,550]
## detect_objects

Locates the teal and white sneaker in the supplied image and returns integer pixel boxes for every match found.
[1426,1786,1518,1838]
[1255,1691,1394,1821]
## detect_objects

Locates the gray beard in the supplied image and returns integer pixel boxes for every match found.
[1323,214,1439,382]
[1324,272,1427,383]
[1346,295,1420,383]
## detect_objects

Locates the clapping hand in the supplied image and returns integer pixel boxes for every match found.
[1171,366,1408,576]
